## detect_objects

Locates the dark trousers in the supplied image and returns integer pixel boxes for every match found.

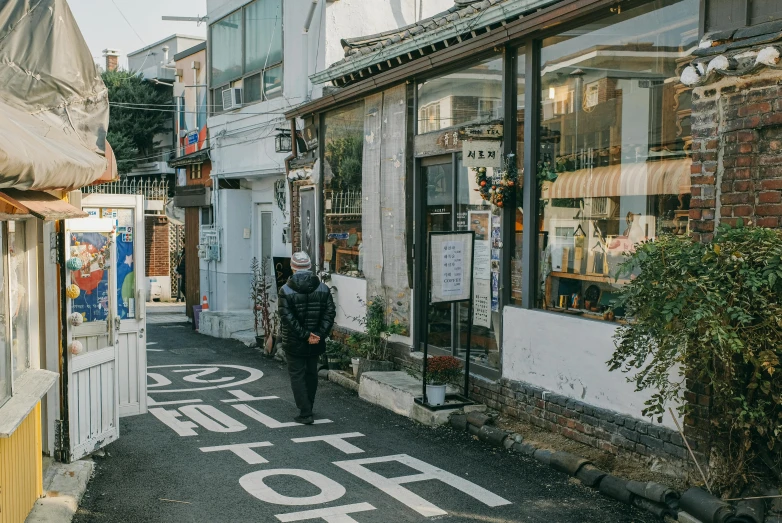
[286,354,319,417]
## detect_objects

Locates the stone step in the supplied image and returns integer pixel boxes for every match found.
[357,371,460,426]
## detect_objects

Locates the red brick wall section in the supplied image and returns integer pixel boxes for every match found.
[145,215,170,277]
[689,73,782,241]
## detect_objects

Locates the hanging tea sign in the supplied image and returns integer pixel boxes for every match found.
[462,140,502,168]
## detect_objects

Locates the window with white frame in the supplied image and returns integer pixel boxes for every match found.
[210,0,283,113]
[0,220,36,409]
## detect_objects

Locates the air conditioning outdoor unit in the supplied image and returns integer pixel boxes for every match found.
[222,88,243,111]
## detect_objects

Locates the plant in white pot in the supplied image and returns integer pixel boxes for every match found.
[347,295,405,380]
[425,356,462,407]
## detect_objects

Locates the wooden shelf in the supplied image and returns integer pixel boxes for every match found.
[549,271,629,285]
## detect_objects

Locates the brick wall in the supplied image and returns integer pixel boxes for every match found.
[689,71,782,241]
[388,343,689,467]
[145,215,170,277]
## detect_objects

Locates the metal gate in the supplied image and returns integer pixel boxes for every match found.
[169,222,185,298]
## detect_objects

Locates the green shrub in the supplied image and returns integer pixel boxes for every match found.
[608,223,782,494]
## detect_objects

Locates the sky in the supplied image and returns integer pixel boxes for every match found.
[67,0,208,70]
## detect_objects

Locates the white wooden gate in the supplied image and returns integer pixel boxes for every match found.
[66,218,119,461]
[81,194,147,417]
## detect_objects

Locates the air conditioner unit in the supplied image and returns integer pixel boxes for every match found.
[222,88,243,111]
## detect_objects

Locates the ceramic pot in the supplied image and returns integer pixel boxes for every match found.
[426,384,447,406]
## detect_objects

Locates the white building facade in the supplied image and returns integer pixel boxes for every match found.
[201,0,453,334]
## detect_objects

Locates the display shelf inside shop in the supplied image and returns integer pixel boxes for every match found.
[549,271,630,285]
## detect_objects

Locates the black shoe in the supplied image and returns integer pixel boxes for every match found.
[294,415,314,425]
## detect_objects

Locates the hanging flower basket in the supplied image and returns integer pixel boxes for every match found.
[473,155,518,209]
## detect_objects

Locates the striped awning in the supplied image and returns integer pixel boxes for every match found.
[542,158,691,199]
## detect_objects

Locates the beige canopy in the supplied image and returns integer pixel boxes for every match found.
[542,158,691,200]
[0,0,114,190]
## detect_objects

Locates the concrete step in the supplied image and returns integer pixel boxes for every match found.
[198,310,254,339]
[358,371,460,426]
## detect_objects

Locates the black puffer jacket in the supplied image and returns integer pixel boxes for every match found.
[279,271,336,357]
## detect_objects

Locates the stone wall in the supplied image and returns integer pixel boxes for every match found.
[689,70,782,241]
[388,343,689,467]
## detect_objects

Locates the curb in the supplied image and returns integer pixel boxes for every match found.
[447,411,765,523]
[25,459,95,522]
[319,368,774,523]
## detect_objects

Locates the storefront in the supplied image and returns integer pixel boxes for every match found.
[287,0,697,441]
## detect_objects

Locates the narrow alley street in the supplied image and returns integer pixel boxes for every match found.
[72,320,653,523]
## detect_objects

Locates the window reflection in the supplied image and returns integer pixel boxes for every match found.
[323,101,365,276]
[417,56,504,133]
[536,0,698,320]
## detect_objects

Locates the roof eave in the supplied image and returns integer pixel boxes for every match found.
[309,0,556,85]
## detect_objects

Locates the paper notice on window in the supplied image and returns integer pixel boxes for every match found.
[441,240,465,297]
[473,240,490,280]
[473,278,491,328]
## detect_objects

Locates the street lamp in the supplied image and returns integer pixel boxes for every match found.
[275,130,292,153]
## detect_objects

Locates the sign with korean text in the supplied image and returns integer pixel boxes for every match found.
[462,140,502,168]
[429,232,474,304]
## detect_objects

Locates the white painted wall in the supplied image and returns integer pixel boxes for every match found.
[202,189,254,312]
[502,307,676,429]
[328,274,366,333]
[250,177,291,259]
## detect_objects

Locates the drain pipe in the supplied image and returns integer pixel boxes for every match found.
[302,0,320,100]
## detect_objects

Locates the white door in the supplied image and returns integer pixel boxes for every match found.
[81,194,147,417]
[66,218,119,461]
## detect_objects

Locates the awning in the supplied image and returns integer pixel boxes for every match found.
[0,0,112,191]
[542,158,691,199]
[0,189,87,220]
[168,149,210,168]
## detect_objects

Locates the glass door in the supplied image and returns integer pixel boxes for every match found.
[420,154,501,373]
[423,157,454,350]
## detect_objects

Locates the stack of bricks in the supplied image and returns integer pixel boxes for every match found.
[145,215,170,277]
[689,73,782,241]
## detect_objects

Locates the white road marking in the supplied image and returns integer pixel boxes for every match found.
[180,405,247,433]
[200,442,274,464]
[147,373,172,388]
[149,408,198,436]
[276,503,376,522]
[334,454,512,517]
[291,433,366,454]
[240,469,345,506]
[147,396,202,407]
[221,389,279,403]
[147,349,164,352]
[147,364,263,393]
[233,404,332,428]
[146,342,158,345]
[173,367,234,384]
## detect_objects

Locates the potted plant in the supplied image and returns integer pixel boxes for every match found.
[348,295,405,380]
[250,256,277,356]
[325,339,345,370]
[425,356,462,406]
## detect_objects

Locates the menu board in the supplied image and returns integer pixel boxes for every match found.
[430,232,474,304]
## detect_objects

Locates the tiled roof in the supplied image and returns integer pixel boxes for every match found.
[311,0,555,87]
[338,0,508,65]
[680,20,782,86]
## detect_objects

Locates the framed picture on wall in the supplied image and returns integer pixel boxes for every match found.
[299,187,317,266]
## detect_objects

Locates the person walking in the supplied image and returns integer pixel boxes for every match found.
[175,244,186,303]
[278,252,335,424]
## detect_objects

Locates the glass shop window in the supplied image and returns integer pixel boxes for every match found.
[536,0,697,321]
[322,101,365,277]
[417,55,504,133]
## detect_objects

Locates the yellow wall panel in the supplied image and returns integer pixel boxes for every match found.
[0,403,43,523]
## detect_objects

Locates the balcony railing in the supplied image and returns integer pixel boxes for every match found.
[326,189,362,216]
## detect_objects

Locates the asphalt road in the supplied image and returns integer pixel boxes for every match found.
[73,322,655,523]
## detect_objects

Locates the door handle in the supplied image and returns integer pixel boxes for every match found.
[137,289,145,321]
[114,316,121,331]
